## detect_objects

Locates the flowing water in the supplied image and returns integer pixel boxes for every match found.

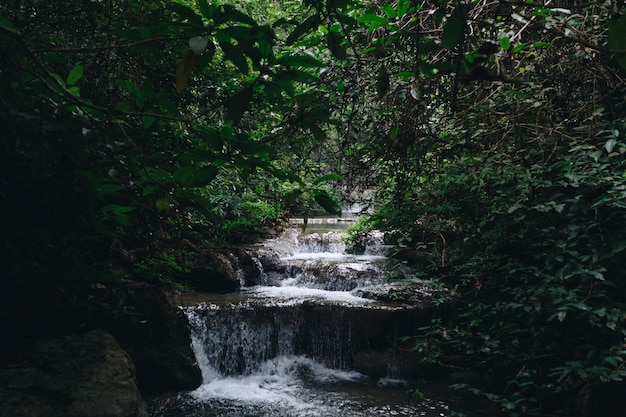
[149,220,455,417]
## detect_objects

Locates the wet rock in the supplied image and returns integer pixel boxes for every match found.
[0,329,147,417]
[87,282,202,394]
[187,250,240,292]
[353,348,423,378]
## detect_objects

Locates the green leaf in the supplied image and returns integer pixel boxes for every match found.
[142,115,156,129]
[278,54,323,68]
[441,6,465,50]
[169,3,203,28]
[358,13,388,31]
[326,31,347,60]
[226,86,253,124]
[397,0,411,17]
[608,13,626,69]
[66,65,84,85]
[286,14,320,45]
[309,124,326,141]
[382,5,396,19]
[605,138,617,153]
[0,15,16,30]
[376,65,389,96]
[117,79,143,99]
[313,174,343,184]
[283,189,303,204]
[197,0,214,19]
[100,204,135,226]
[499,36,511,51]
[220,42,249,73]
[314,190,341,215]
[214,5,256,26]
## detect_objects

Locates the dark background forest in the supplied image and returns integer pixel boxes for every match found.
[2,0,626,415]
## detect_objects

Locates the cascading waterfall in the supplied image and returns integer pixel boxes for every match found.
[149,225,452,417]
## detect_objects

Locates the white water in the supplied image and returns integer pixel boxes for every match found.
[149,226,453,417]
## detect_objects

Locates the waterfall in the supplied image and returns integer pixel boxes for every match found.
[149,226,452,417]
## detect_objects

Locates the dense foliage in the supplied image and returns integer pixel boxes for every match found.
[0,0,342,333]
[334,1,626,416]
[2,0,626,415]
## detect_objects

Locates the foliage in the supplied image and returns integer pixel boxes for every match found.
[338,0,626,415]
[134,252,191,289]
[0,0,345,335]
[3,0,626,414]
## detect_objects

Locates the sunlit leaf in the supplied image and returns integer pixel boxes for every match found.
[499,37,511,51]
[66,65,84,85]
[358,13,388,31]
[397,0,411,17]
[382,5,396,19]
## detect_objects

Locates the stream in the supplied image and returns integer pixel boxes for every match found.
[149,219,456,417]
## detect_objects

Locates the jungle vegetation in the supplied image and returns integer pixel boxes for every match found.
[1,0,626,415]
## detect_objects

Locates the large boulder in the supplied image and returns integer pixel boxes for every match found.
[0,329,147,417]
[87,282,202,394]
[186,250,241,292]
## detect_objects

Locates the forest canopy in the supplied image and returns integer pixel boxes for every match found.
[2,0,626,415]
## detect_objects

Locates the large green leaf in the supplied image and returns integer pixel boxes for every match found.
[197,0,214,19]
[314,190,341,215]
[608,13,626,70]
[441,5,465,50]
[313,174,343,184]
[169,3,203,28]
[213,5,256,26]
[278,54,323,68]
[327,30,347,60]
[358,13,388,31]
[286,14,321,45]
[226,86,254,124]
[66,65,84,85]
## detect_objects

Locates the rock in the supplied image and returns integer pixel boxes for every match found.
[187,250,241,292]
[0,329,147,417]
[86,282,202,394]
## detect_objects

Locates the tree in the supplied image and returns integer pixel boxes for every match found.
[336,1,626,415]
[0,0,342,335]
